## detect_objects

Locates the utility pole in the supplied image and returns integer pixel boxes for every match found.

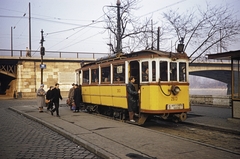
[11,27,13,56]
[29,2,31,56]
[40,30,45,84]
[116,0,122,53]
[157,27,160,51]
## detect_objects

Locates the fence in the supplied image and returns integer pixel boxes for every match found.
[0,49,109,59]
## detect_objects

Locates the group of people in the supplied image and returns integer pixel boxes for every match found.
[67,83,83,112]
[36,83,62,117]
[36,77,140,122]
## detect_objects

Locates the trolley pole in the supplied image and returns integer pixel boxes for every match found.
[40,30,45,84]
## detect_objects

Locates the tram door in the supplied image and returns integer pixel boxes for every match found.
[129,61,140,113]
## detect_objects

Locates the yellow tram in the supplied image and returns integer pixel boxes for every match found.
[76,50,190,125]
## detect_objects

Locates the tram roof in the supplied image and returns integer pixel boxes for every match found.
[78,50,188,70]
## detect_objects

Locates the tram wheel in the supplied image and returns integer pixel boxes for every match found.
[179,113,187,122]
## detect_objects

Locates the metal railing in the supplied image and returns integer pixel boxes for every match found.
[0,49,109,59]
[0,49,231,63]
[190,56,231,63]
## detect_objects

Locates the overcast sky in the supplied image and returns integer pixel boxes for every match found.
[0,0,239,57]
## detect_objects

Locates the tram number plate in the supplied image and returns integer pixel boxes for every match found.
[167,104,183,110]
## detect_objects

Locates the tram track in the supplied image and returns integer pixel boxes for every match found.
[144,118,240,155]
[85,111,240,155]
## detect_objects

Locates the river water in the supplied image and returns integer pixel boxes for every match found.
[189,88,228,96]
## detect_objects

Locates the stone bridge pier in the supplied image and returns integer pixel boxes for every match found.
[0,57,86,98]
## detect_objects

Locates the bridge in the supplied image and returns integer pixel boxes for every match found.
[0,49,231,98]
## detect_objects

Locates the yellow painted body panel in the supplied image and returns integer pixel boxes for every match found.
[140,85,189,111]
[82,85,127,108]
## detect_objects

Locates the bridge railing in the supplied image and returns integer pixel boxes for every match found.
[0,49,109,59]
[190,56,231,63]
[1,49,232,63]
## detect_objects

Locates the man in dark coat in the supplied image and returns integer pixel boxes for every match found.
[51,83,62,117]
[73,84,82,112]
[126,76,140,122]
[46,86,54,110]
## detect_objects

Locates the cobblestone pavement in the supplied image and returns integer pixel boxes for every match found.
[0,99,101,159]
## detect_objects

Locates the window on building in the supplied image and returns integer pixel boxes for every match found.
[113,64,125,83]
[160,61,167,81]
[83,70,89,84]
[101,66,110,83]
[233,59,239,99]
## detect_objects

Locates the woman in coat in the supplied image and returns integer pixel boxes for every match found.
[36,84,46,112]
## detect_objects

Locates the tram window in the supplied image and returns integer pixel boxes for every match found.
[83,70,89,84]
[142,61,149,81]
[170,62,177,81]
[91,69,99,83]
[101,66,110,82]
[113,64,125,83]
[160,61,167,81]
[152,61,156,81]
[179,62,186,82]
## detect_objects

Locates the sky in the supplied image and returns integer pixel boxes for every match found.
[0,0,240,58]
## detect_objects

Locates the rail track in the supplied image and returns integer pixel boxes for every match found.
[84,108,240,156]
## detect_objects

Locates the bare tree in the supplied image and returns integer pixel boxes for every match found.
[103,0,154,53]
[162,3,240,62]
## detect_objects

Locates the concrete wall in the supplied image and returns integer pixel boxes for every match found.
[190,95,231,107]
[15,61,80,98]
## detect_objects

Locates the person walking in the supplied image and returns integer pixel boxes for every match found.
[67,83,75,109]
[73,84,82,112]
[36,84,46,113]
[46,86,54,110]
[51,83,62,117]
[126,76,140,122]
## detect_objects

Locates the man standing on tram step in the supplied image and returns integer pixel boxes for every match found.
[126,76,140,123]
[51,83,62,117]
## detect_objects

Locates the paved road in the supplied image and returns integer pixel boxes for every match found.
[0,99,101,159]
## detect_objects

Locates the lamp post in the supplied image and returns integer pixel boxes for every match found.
[40,29,45,84]
[116,0,122,53]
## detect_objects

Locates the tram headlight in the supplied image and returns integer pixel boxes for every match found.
[171,85,181,95]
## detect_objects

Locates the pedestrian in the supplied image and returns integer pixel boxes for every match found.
[26,47,31,57]
[126,76,140,122]
[46,86,54,110]
[67,83,75,109]
[51,83,62,117]
[73,84,82,112]
[36,84,46,113]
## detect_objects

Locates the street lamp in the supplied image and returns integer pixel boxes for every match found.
[40,30,45,84]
